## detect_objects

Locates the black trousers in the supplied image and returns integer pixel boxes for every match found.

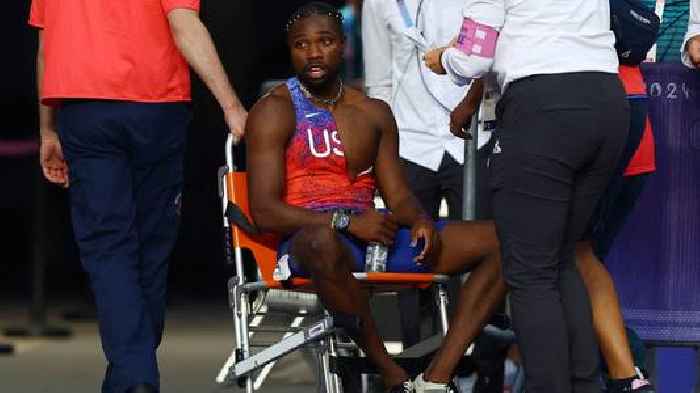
[401,153,464,221]
[491,73,629,393]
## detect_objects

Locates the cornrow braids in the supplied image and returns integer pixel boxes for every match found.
[285,1,344,33]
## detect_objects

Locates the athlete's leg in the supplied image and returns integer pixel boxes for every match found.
[289,224,408,388]
[422,220,508,383]
[400,157,443,347]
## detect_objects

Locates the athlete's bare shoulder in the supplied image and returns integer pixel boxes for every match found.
[255,83,292,111]
[247,83,295,140]
[342,87,395,130]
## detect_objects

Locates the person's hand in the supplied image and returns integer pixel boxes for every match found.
[450,99,478,139]
[410,217,440,263]
[448,35,459,48]
[348,209,399,246]
[423,47,448,74]
[687,36,700,68]
[224,105,248,144]
[39,129,69,187]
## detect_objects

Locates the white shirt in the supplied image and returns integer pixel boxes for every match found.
[362,0,469,171]
[440,0,619,92]
[682,0,700,68]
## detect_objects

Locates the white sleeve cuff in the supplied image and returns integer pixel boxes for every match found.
[441,47,493,86]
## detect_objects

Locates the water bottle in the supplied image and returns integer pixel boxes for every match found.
[365,242,388,272]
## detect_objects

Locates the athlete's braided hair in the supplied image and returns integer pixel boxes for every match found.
[285,2,344,34]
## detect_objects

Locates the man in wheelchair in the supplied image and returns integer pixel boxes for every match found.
[244,2,506,392]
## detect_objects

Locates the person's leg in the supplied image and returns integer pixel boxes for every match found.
[555,73,629,393]
[591,95,649,260]
[439,154,464,220]
[421,220,507,384]
[586,173,654,392]
[492,73,627,393]
[289,225,408,388]
[593,175,649,260]
[574,89,651,387]
[400,158,442,347]
[130,103,189,348]
[57,102,158,393]
[401,158,442,219]
[577,242,635,379]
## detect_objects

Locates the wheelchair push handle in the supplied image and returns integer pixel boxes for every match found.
[226,133,239,171]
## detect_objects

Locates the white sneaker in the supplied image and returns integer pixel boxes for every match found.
[413,374,457,393]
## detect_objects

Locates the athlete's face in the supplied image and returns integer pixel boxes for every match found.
[288,15,345,88]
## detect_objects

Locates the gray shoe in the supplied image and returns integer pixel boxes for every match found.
[413,374,457,393]
[387,380,414,393]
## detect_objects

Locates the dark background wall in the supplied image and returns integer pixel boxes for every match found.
[0,0,344,303]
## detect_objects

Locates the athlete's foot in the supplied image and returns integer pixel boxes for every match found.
[413,373,458,393]
[607,368,655,393]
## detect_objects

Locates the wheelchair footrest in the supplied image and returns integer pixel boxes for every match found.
[221,316,335,383]
[330,352,476,376]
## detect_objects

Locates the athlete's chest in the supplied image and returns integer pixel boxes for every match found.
[298,107,379,180]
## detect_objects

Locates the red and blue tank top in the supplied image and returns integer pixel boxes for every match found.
[283,78,376,212]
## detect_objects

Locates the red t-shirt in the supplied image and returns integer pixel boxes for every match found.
[618,65,656,176]
[29,0,199,105]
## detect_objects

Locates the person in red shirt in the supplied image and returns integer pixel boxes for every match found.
[29,1,247,392]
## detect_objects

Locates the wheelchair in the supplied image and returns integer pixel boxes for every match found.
[215,134,507,392]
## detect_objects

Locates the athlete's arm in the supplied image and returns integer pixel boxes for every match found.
[167,8,247,139]
[246,92,333,235]
[36,30,69,187]
[371,100,439,260]
[424,0,505,85]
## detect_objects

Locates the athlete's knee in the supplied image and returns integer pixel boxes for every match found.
[480,220,500,255]
[291,225,344,275]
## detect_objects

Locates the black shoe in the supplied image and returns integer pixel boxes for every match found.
[126,383,157,393]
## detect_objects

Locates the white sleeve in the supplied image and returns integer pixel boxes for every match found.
[441,0,505,85]
[681,0,700,68]
[362,0,393,103]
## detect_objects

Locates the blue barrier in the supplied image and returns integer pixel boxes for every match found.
[605,63,700,393]
[606,63,700,342]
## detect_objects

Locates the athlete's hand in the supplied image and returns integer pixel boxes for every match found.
[39,129,69,188]
[687,36,700,68]
[450,99,478,139]
[224,104,248,144]
[423,47,448,75]
[348,209,399,246]
[411,217,440,263]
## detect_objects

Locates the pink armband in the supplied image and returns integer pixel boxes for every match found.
[453,18,499,59]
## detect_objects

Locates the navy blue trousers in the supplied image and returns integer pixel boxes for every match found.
[57,101,189,393]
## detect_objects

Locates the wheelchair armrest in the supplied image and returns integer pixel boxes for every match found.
[226,202,260,236]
